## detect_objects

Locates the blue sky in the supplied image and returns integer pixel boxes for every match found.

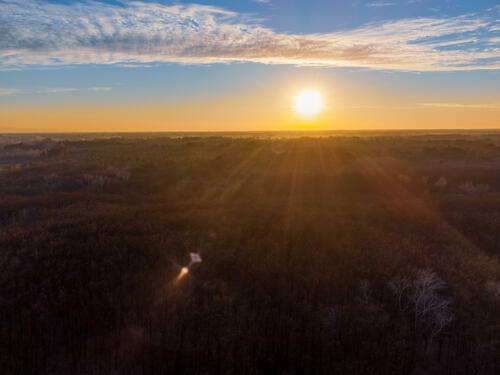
[0,0,499,130]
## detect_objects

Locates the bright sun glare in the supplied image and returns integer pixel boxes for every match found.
[293,90,323,117]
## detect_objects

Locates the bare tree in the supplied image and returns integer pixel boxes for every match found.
[430,308,453,341]
[485,281,500,300]
[410,269,453,337]
[388,276,411,312]
[389,270,453,344]
[357,279,372,303]
[435,177,447,188]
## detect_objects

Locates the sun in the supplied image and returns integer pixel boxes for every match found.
[293,90,323,117]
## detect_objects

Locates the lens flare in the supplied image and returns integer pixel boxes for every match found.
[177,266,189,281]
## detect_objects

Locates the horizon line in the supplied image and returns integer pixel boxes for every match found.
[3,128,500,135]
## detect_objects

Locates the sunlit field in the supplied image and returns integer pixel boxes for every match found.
[1,131,500,374]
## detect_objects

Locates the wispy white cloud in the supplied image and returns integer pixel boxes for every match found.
[0,0,499,71]
[0,87,112,95]
[0,88,22,95]
[347,102,500,110]
[90,87,112,92]
[43,88,78,94]
[366,2,397,8]
[116,63,155,68]
[420,103,500,109]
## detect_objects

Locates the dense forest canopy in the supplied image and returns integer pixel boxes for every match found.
[0,132,499,374]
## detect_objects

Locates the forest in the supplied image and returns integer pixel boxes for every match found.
[0,131,499,374]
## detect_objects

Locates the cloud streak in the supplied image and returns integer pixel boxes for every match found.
[420,103,500,109]
[0,88,22,95]
[366,2,397,8]
[0,87,112,95]
[0,0,499,71]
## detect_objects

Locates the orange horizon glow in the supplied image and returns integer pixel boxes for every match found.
[1,84,499,132]
[2,103,500,132]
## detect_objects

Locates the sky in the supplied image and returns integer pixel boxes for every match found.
[0,0,499,132]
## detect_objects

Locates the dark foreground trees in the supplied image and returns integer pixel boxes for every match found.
[0,133,499,374]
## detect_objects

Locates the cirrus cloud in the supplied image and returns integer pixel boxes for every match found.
[0,0,499,71]
[0,86,112,95]
[366,2,397,8]
[419,102,500,109]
